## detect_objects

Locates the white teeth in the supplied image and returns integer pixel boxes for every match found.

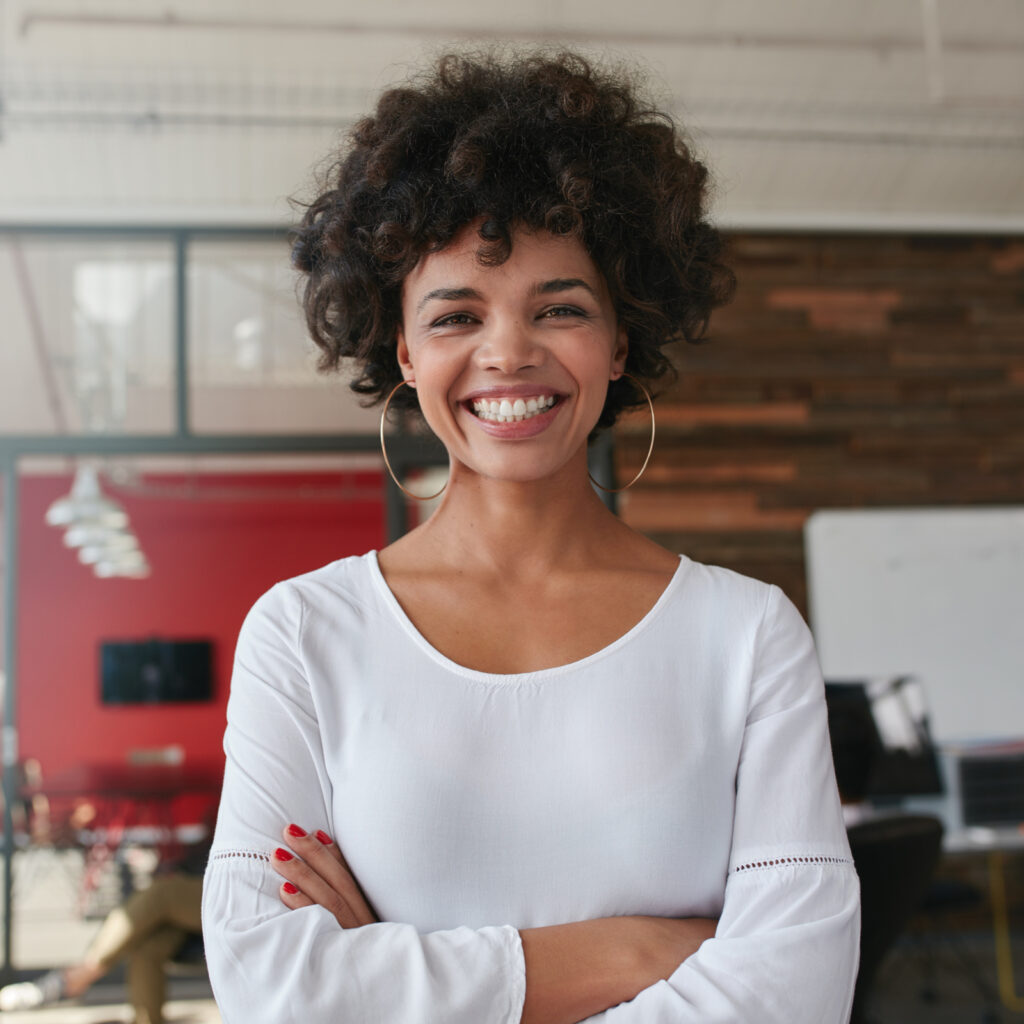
[471,394,556,423]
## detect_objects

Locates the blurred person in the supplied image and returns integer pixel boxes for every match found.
[1,841,206,1023]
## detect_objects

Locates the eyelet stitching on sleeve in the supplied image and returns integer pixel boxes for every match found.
[209,849,272,863]
[731,854,853,874]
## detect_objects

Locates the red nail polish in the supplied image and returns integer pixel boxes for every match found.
[282,882,299,895]
[286,824,306,838]
[274,848,294,861]
[315,830,333,846]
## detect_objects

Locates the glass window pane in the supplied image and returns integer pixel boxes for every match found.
[0,235,176,435]
[188,239,379,435]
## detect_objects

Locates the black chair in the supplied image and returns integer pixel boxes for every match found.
[915,876,1002,1022]
[847,814,944,1023]
[169,930,206,972]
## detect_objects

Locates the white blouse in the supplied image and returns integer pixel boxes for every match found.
[203,551,859,1023]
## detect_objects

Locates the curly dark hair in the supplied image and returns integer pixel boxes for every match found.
[292,50,735,430]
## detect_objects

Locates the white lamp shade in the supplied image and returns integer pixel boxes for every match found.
[45,465,128,529]
[94,557,151,579]
[78,536,141,565]
[46,495,128,529]
[64,524,137,550]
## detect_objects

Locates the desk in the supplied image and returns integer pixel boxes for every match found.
[944,826,1024,855]
[945,827,1024,1013]
[28,761,222,801]
[23,762,222,910]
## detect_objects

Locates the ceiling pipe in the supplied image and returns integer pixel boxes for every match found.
[18,9,1024,55]
[3,107,1019,149]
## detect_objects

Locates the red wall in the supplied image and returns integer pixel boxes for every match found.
[18,471,385,782]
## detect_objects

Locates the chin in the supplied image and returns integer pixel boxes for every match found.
[459,455,583,488]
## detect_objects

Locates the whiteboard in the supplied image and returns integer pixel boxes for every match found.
[805,508,1024,743]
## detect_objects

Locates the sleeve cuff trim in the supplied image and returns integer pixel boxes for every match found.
[209,848,272,863]
[731,854,853,875]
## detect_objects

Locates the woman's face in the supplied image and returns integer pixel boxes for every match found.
[396,224,627,486]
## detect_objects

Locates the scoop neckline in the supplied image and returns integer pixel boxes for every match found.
[365,549,690,684]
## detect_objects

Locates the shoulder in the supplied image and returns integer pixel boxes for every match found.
[228,553,383,708]
[671,555,789,646]
[671,556,820,715]
[237,551,382,651]
[245,551,379,620]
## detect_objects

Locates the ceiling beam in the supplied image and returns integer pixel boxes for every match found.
[18,10,1024,54]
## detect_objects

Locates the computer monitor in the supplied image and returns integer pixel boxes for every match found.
[825,677,944,802]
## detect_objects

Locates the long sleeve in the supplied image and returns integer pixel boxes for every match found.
[584,586,860,1023]
[201,584,526,1024]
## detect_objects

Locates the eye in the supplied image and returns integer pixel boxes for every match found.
[430,311,477,328]
[540,304,588,319]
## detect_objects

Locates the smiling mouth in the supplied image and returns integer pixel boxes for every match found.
[469,395,560,423]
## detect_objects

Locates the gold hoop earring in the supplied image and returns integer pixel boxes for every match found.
[379,381,448,501]
[589,373,656,494]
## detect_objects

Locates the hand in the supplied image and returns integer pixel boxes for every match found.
[272,824,379,928]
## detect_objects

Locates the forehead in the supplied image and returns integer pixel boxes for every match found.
[401,225,604,301]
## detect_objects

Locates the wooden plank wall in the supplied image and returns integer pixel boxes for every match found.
[616,233,1024,614]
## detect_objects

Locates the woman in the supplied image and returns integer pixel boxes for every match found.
[202,52,859,1023]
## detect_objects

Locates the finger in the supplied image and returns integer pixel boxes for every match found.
[313,829,346,867]
[282,825,378,925]
[308,829,378,923]
[278,828,375,926]
[279,880,314,911]
[272,846,362,928]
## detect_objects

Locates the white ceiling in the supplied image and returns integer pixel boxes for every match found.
[1,0,1022,229]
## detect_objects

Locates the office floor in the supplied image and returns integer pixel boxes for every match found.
[869,935,1023,1023]
[4,848,1022,1024]
[0,981,219,1024]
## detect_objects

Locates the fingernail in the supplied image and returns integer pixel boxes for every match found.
[282,882,299,895]
[315,830,333,846]
[286,824,306,838]
[274,848,294,861]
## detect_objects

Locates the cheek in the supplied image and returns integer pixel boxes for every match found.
[409,360,462,417]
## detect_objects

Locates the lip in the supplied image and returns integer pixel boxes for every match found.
[461,394,565,439]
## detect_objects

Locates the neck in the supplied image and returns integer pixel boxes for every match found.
[409,451,625,579]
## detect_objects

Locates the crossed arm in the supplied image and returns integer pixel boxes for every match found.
[271,823,717,1024]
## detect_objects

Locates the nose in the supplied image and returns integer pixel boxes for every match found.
[475,316,545,374]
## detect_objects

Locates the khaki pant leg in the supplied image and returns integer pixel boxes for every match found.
[85,875,204,972]
[127,925,188,1024]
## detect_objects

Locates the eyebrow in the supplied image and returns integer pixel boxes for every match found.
[531,278,598,299]
[415,278,597,315]
[416,287,482,315]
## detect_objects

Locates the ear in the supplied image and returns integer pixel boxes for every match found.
[395,328,416,384]
[609,324,629,379]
